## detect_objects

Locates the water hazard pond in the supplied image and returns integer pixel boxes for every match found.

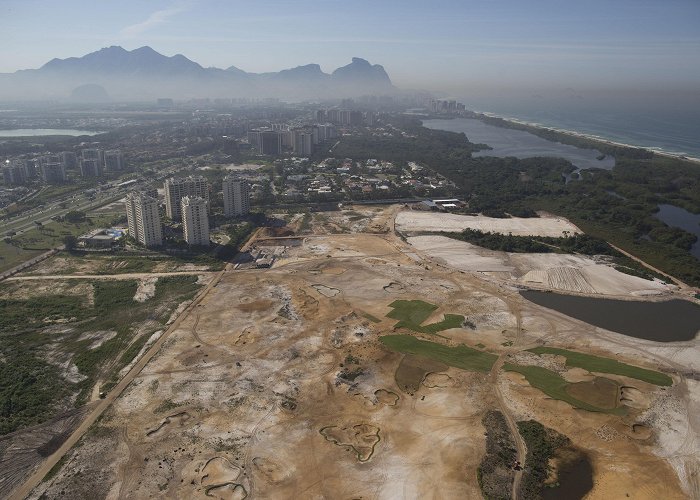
[521,291,700,342]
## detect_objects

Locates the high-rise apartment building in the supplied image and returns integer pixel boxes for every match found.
[164,176,209,220]
[80,148,103,177]
[40,161,67,183]
[60,151,78,170]
[259,130,282,155]
[222,177,250,217]
[104,150,124,172]
[181,196,210,246]
[2,160,27,185]
[125,191,163,247]
[292,129,314,156]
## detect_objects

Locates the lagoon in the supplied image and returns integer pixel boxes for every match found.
[0,129,103,137]
[424,118,615,170]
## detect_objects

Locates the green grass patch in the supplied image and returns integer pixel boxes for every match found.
[528,346,672,386]
[381,334,497,372]
[386,300,465,334]
[503,363,625,414]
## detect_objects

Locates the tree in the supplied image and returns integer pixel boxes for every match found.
[64,210,87,223]
[62,235,78,251]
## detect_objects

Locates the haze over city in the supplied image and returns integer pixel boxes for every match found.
[2,0,700,92]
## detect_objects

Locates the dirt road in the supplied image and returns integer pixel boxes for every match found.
[5,271,216,281]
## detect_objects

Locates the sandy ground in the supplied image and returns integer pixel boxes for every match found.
[395,211,581,237]
[24,221,696,500]
[407,235,673,296]
[6,206,696,500]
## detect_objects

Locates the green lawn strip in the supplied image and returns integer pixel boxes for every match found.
[380,334,497,372]
[528,347,672,386]
[387,299,437,325]
[387,300,465,334]
[503,363,626,415]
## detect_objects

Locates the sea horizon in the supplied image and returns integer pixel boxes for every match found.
[458,93,700,161]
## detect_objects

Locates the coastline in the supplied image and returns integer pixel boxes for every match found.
[467,111,700,166]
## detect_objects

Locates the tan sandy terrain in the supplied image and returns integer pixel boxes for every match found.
[14,206,698,499]
[407,235,673,296]
[395,211,581,237]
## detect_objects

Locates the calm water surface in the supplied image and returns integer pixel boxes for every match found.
[654,204,700,259]
[0,129,103,137]
[521,291,700,342]
[542,456,593,500]
[423,118,615,170]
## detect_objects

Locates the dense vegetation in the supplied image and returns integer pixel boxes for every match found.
[0,276,201,435]
[478,410,516,500]
[334,116,700,286]
[516,420,572,500]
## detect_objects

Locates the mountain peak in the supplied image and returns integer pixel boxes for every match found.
[332,58,392,87]
[14,47,397,101]
[351,57,371,65]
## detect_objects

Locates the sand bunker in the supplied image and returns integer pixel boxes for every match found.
[146,411,191,437]
[374,389,399,406]
[312,284,341,297]
[320,423,381,462]
[396,211,580,237]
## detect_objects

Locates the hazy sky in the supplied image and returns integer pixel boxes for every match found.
[2,0,699,93]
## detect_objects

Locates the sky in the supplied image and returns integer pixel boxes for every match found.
[1,0,699,94]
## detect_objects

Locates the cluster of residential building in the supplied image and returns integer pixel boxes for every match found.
[125,175,250,248]
[1,148,124,185]
[247,123,338,156]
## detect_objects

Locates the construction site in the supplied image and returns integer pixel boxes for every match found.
[2,206,699,499]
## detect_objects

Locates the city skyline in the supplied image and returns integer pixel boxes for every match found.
[2,0,699,93]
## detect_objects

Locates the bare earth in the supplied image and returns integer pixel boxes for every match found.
[395,211,581,237]
[408,235,674,296]
[13,207,699,499]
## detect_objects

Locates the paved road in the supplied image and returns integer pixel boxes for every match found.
[8,265,229,500]
[5,271,216,281]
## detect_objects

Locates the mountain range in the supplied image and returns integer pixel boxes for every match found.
[0,46,396,102]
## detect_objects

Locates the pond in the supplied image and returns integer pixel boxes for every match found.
[654,204,700,259]
[542,455,593,500]
[521,291,700,342]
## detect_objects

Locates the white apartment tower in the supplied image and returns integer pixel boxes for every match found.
[181,196,210,246]
[104,150,124,171]
[222,177,250,217]
[164,176,209,220]
[125,192,163,247]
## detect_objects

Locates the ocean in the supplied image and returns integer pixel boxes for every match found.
[457,92,700,160]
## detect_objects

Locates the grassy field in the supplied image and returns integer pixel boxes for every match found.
[0,213,119,273]
[386,300,465,334]
[528,347,672,386]
[381,334,497,372]
[503,363,626,415]
[0,275,202,435]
